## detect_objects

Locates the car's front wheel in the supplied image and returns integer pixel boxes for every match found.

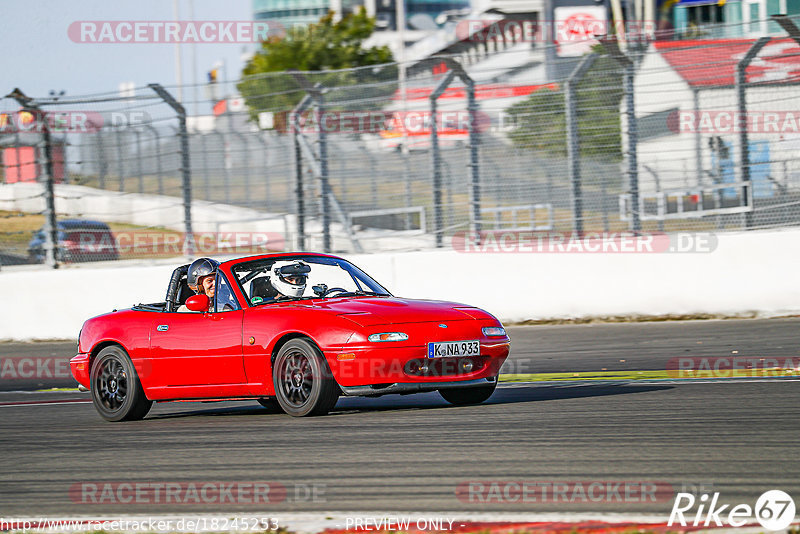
[439,382,497,405]
[90,345,152,422]
[272,339,339,417]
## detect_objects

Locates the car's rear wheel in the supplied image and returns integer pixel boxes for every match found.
[439,382,497,405]
[272,339,338,417]
[257,397,283,414]
[90,345,152,422]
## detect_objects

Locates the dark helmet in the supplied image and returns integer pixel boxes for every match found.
[187,257,220,292]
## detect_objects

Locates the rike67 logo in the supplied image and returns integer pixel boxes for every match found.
[669,490,796,531]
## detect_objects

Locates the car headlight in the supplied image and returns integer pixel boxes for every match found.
[368,332,409,342]
[482,326,506,337]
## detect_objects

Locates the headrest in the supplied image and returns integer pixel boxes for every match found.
[250,276,279,301]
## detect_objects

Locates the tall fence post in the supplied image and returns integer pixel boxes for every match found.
[773,13,800,40]
[231,131,251,208]
[564,53,596,235]
[430,94,441,245]
[134,129,144,194]
[293,136,305,250]
[315,92,331,252]
[115,128,125,192]
[199,134,211,201]
[624,62,640,232]
[149,83,194,258]
[289,72,362,253]
[96,132,106,190]
[255,134,271,211]
[221,131,232,204]
[601,38,640,232]
[8,89,58,268]
[429,59,478,246]
[143,124,163,196]
[736,36,770,229]
[86,116,106,190]
[693,88,703,186]
[465,71,482,241]
[402,151,413,230]
[207,131,231,204]
[429,69,455,248]
[291,93,313,251]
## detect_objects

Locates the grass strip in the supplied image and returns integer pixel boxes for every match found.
[500,368,798,382]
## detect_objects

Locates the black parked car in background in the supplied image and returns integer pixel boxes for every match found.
[28,219,119,263]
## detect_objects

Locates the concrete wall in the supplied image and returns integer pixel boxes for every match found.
[2,226,799,340]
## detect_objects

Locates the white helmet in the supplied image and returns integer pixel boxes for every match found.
[270,260,310,298]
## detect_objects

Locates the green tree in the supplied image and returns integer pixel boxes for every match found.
[505,50,623,161]
[237,9,396,127]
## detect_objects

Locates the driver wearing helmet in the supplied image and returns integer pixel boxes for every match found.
[269,260,310,300]
[178,257,220,312]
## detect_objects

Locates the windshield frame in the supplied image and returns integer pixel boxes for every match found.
[230,254,392,307]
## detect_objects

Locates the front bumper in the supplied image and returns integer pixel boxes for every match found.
[327,340,510,387]
[340,376,497,397]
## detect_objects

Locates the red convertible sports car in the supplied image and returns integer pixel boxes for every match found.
[71,252,511,421]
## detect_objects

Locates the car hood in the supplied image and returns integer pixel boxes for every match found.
[317,297,476,326]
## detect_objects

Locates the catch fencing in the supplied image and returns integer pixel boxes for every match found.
[3,14,800,267]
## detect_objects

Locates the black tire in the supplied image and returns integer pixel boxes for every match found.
[90,345,152,422]
[272,338,339,417]
[257,397,284,414]
[439,382,497,406]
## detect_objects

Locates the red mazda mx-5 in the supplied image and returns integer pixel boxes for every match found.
[71,252,511,421]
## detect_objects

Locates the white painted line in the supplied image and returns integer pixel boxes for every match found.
[0,399,92,408]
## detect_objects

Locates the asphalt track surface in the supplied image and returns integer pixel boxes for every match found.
[3,317,800,390]
[1,318,799,516]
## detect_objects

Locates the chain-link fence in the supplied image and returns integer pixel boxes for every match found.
[3,15,800,267]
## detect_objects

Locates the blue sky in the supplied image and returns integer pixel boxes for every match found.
[3,0,254,112]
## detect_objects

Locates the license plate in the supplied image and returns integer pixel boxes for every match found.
[427,340,480,358]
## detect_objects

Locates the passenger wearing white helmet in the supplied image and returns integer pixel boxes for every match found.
[270,260,310,299]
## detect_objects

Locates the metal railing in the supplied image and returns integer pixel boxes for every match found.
[4,15,800,268]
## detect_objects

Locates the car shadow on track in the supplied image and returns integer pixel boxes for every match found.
[144,382,673,420]
[489,382,673,404]
[335,382,673,414]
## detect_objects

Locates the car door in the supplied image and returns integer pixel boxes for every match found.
[147,272,247,395]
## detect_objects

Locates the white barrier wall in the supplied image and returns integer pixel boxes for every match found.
[2,227,800,340]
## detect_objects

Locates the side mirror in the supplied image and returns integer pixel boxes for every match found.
[185,294,210,312]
